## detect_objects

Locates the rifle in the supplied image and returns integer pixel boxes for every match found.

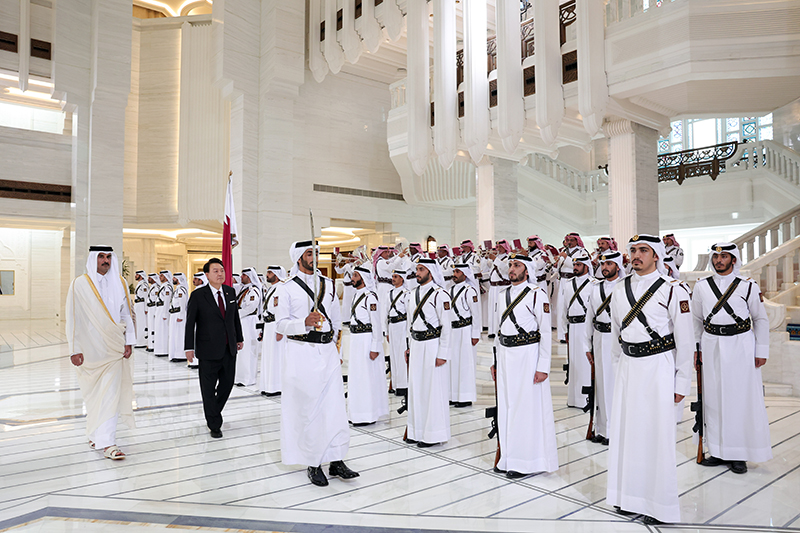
[582,353,595,441]
[399,339,410,442]
[484,346,501,470]
[690,345,704,463]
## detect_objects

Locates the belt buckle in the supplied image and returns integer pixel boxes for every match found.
[719,325,730,335]
[629,343,639,356]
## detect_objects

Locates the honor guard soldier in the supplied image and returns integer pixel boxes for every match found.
[662,234,684,270]
[146,273,160,352]
[436,245,455,289]
[234,268,262,387]
[692,242,771,474]
[133,271,148,347]
[606,235,694,525]
[488,240,512,338]
[449,264,482,407]
[168,273,189,362]
[259,266,287,396]
[559,254,593,408]
[154,270,173,357]
[386,269,409,396]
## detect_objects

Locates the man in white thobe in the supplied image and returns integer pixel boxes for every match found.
[606,235,693,525]
[275,240,359,487]
[436,245,455,289]
[405,242,424,291]
[259,265,287,396]
[492,253,558,478]
[133,271,148,347]
[386,269,409,396]
[187,273,207,369]
[560,253,593,408]
[66,245,136,460]
[335,258,357,326]
[154,270,173,357]
[488,240,511,338]
[235,267,262,387]
[168,273,189,362]
[583,251,624,445]
[347,266,389,425]
[146,273,159,352]
[449,264,481,407]
[663,234,684,270]
[404,258,453,447]
[692,242,771,474]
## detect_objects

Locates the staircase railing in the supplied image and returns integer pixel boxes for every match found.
[734,205,800,264]
[528,153,608,194]
[725,140,800,189]
[741,235,800,297]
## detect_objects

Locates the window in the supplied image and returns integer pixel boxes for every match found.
[657,112,774,154]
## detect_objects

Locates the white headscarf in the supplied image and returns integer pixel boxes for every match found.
[663,256,680,279]
[173,272,189,293]
[84,245,128,313]
[135,270,146,280]
[708,242,742,276]
[507,253,538,286]
[193,272,208,287]
[392,268,408,289]
[148,273,161,287]
[241,267,262,292]
[159,270,173,287]
[289,240,321,277]
[572,253,593,276]
[417,258,445,288]
[627,234,667,275]
[453,263,478,291]
[353,265,376,292]
[598,250,625,274]
[267,265,287,281]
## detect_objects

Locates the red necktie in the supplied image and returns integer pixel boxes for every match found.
[217,290,226,318]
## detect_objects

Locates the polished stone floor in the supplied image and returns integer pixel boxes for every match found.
[1,330,799,533]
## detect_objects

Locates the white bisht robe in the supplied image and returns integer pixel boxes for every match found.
[691,273,771,462]
[347,287,389,423]
[146,282,159,351]
[235,284,261,386]
[134,279,148,347]
[405,282,453,444]
[488,254,510,334]
[607,271,694,524]
[154,281,173,356]
[494,282,558,474]
[276,271,349,467]
[449,281,481,402]
[259,283,285,394]
[168,283,188,361]
[385,285,409,390]
[583,277,619,438]
[560,274,592,408]
[66,273,137,446]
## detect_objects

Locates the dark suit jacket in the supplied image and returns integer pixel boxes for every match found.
[184,284,243,360]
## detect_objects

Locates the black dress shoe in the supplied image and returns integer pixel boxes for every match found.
[493,466,507,474]
[261,391,281,397]
[729,461,748,474]
[209,428,223,438]
[614,506,635,516]
[404,437,418,444]
[487,334,496,339]
[417,441,437,448]
[455,401,473,408]
[388,388,395,394]
[641,516,664,525]
[307,466,329,486]
[591,435,604,443]
[235,383,244,387]
[352,421,376,427]
[506,470,527,479]
[600,437,609,446]
[700,455,726,467]
[395,388,407,397]
[329,460,360,479]
[171,358,187,362]
[449,401,456,406]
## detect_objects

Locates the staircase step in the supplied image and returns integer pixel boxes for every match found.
[764,382,794,397]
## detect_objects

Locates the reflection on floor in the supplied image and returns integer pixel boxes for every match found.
[1,333,799,533]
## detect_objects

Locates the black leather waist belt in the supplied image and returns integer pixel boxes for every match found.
[156,302,165,307]
[388,313,407,323]
[498,330,541,347]
[349,323,373,334]
[169,307,180,314]
[264,314,275,323]
[288,330,334,344]
[452,317,473,329]
[410,327,442,341]
[490,280,511,287]
[704,318,751,336]
[620,333,675,357]
[593,319,611,333]
[343,281,353,286]
[567,315,586,324]
[377,277,392,284]
[147,302,156,307]
[135,297,145,303]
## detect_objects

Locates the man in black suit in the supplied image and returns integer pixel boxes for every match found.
[185,258,244,438]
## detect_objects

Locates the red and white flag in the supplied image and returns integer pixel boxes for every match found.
[222,177,239,287]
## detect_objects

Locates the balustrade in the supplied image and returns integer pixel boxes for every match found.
[657,141,739,184]
[734,205,800,264]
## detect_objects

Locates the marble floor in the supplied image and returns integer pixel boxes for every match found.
[1,331,799,533]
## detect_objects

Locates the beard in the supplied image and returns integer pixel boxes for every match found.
[300,257,314,272]
[416,272,431,284]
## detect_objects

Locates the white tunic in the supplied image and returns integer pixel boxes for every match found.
[259,283,285,393]
[488,254,510,334]
[494,282,558,474]
[665,245,684,269]
[375,257,398,326]
[479,256,492,329]
[385,285,409,390]
[154,283,173,355]
[235,284,261,386]
[606,270,694,523]
[168,284,188,361]
[336,263,356,324]
[583,277,620,437]
[134,279,148,347]
[146,283,159,350]
[691,273,771,462]
[405,282,453,443]
[437,256,455,289]
[559,274,593,408]
[347,288,389,423]
[275,272,349,467]
[449,281,481,402]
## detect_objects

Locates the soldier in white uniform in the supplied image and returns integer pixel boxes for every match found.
[606,234,694,525]
[347,266,388,425]
[168,273,189,362]
[187,273,207,369]
[154,270,173,357]
[488,240,512,338]
[275,240,358,487]
[559,254,593,408]
[232,273,242,296]
[692,242,771,474]
[449,264,482,407]
[404,242,424,291]
[146,273,160,352]
[436,245,455,289]
[259,266,287,396]
[373,246,398,326]
[234,267,262,387]
[591,237,617,279]
[404,258,453,448]
[662,234,684,270]
[386,269,409,396]
[335,258,356,326]
[492,253,558,478]
[583,251,624,445]
[133,271,148,348]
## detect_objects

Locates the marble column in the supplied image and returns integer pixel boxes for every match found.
[476,157,519,243]
[603,119,659,242]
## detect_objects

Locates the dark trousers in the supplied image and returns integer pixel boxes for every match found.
[198,348,236,431]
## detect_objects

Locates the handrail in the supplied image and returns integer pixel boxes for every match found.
[527,153,608,194]
[734,205,800,249]
[740,235,800,296]
[725,139,800,188]
[657,141,739,184]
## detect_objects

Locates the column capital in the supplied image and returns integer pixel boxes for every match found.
[603,118,635,138]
